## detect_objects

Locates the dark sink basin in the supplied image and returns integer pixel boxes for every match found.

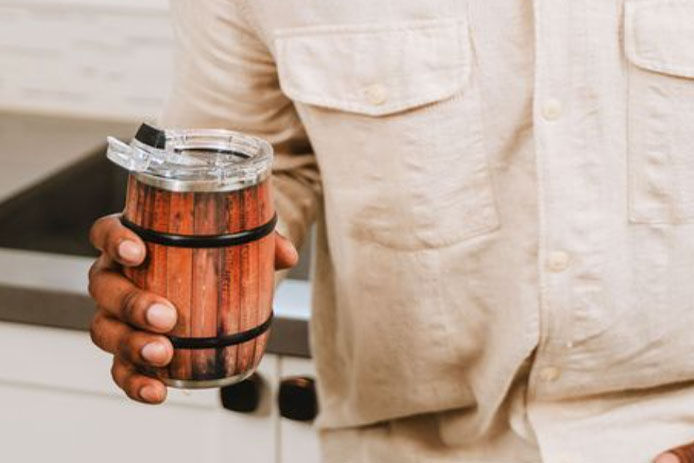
[0,146,125,257]
[0,147,310,278]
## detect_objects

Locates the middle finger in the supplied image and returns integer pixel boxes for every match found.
[90,311,174,368]
[88,261,177,333]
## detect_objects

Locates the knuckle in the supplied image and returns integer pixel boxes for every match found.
[121,288,143,323]
[87,280,95,300]
[89,216,109,248]
[88,222,99,247]
[119,332,152,367]
[88,253,109,280]
[87,267,100,298]
[90,214,126,256]
[89,313,104,347]
[115,333,136,364]
[103,227,119,257]
[124,375,143,401]
[88,258,99,276]
[110,360,121,385]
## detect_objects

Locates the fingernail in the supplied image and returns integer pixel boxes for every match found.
[139,385,162,403]
[146,303,177,331]
[141,342,168,365]
[655,453,680,463]
[118,240,142,262]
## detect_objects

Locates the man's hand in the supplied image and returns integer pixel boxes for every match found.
[656,443,694,463]
[88,213,298,404]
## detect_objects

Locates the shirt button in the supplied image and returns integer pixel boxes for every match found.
[364,84,388,105]
[547,250,571,272]
[542,98,562,120]
[539,366,561,382]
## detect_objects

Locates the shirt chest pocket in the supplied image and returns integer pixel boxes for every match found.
[274,18,500,250]
[626,0,694,224]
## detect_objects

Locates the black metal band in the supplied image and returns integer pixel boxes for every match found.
[168,311,273,349]
[120,213,277,248]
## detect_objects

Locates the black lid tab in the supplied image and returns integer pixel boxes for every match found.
[134,123,167,149]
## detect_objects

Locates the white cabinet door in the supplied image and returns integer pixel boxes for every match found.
[278,356,321,463]
[0,321,278,463]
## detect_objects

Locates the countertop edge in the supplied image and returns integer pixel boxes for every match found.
[0,284,311,358]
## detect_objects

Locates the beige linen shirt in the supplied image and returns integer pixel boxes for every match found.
[161,0,694,461]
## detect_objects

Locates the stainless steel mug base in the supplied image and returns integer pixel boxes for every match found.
[163,369,255,389]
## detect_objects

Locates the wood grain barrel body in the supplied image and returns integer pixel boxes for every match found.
[123,174,275,385]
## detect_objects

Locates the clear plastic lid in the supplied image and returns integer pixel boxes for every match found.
[106,124,273,192]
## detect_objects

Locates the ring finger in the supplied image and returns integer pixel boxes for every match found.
[90,311,174,368]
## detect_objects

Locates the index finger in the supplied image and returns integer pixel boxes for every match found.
[89,214,146,266]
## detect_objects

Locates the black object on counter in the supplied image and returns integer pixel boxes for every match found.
[278,376,318,422]
[220,373,262,413]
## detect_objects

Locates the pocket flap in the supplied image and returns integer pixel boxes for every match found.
[274,19,470,116]
[625,0,694,78]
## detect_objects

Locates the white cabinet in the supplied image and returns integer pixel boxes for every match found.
[0,384,276,463]
[0,321,321,463]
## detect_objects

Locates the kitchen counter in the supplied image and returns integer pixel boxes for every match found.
[0,112,311,357]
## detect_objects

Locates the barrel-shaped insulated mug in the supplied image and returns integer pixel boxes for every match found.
[106,123,275,388]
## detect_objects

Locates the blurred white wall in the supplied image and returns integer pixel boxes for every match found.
[0,0,174,121]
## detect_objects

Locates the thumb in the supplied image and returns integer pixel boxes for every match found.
[274,231,299,270]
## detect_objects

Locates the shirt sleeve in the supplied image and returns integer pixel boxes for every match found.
[159,0,321,252]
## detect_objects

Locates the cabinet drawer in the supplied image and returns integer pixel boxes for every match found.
[0,321,279,463]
